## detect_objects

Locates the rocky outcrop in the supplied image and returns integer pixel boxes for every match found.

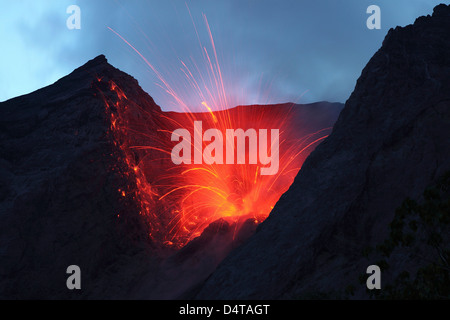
[0,55,160,299]
[195,4,450,299]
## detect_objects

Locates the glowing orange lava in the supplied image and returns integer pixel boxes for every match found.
[98,14,332,248]
[101,81,330,247]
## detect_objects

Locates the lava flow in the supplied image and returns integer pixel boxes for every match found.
[98,15,332,248]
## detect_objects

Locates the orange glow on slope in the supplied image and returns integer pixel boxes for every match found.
[100,78,331,247]
[99,16,333,248]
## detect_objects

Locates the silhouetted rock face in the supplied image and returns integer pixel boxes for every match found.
[196,4,450,299]
[0,55,160,299]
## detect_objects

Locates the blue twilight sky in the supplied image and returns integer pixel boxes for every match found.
[0,0,448,111]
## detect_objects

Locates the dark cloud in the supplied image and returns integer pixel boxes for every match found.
[1,0,448,109]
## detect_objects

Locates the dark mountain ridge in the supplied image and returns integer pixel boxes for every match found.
[195,3,450,299]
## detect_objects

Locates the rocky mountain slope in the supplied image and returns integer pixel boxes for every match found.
[195,4,450,299]
[0,55,163,298]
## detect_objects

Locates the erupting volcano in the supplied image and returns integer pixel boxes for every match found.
[2,3,449,300]
[98,18,342,248]
[100,78,338,247]
[0,13,343,299]
[0,52,342,298]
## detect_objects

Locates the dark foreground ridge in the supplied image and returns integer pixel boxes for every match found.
[195,4,450,299]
